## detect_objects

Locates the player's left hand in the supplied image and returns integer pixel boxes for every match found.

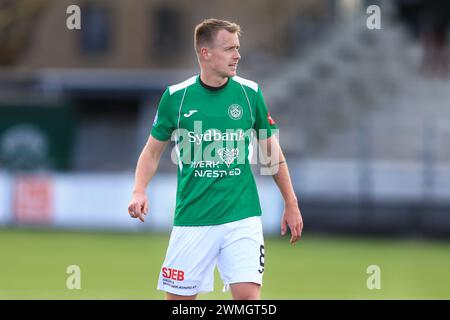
[281,204,303,244]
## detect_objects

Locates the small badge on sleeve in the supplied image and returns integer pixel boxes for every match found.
[267,112,276,125]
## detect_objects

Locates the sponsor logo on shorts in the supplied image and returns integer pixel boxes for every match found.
[162,267,185,281]
[160,268,199,291]
[162,278,198,291]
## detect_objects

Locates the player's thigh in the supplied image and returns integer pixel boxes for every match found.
[158,225,222,296]
[217,217,265,287]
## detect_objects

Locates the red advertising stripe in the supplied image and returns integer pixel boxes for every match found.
[14,176,53,225]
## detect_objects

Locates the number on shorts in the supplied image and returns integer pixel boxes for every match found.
[258,244,265,274]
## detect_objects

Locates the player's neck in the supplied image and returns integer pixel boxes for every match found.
[200,71,228,88]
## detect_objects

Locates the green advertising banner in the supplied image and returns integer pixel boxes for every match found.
[0,102,75,171]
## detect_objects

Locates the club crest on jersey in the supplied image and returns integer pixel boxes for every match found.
[228,104,243,120]
[218,148,239,167]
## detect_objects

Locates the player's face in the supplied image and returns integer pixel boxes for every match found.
[207,30,241,78]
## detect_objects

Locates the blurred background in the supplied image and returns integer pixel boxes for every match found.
[1,0,450,299]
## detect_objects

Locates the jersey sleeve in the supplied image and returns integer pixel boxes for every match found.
[151,88,175,141]
[253,87,279,140]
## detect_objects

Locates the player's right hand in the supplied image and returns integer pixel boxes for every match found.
[128,191,148,223]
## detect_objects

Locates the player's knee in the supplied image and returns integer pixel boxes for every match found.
[230,283,260,300]
[233,290,260,300]
[235,292,259,300]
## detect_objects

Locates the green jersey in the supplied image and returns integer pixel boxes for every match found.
[151,75,278,226]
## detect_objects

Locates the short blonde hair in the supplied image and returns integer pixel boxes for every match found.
[194,18,241,53]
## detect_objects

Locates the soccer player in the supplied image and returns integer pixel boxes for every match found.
[128,18,303,300]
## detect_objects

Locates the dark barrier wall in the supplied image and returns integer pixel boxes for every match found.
[0,102,75,171]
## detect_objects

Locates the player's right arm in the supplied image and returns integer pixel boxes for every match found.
[128,88,175,222]
[128,136,168,222]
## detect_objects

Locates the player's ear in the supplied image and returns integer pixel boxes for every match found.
[201,47,209,59]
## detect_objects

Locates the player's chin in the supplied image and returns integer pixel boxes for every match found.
[228,68,237,77]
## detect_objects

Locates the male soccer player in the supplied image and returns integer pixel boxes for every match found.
[128,18,303,300]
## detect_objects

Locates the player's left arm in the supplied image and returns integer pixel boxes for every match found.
[263,135,304,244]
[252,85,303,243]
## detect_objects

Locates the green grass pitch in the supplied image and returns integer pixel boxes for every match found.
[1,228,450,299]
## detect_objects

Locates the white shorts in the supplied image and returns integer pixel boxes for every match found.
[157,216,265,296]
